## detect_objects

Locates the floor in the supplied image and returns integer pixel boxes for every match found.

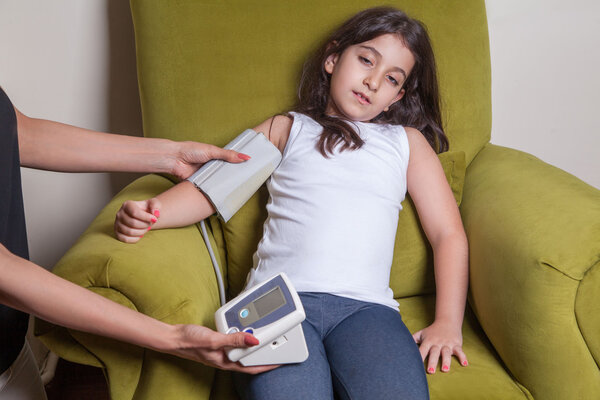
[45,359,109,400]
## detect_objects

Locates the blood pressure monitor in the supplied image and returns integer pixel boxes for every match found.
[215,273,308,366]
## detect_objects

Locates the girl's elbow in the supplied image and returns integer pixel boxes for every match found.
[431,228,468,252]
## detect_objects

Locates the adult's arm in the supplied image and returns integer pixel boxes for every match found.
[0,243,275,374]
[15,108,249,180]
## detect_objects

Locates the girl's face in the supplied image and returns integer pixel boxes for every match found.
[324,33,415,122]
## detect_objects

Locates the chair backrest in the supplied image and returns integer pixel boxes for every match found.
[131,0,491,297]
[131,0,490,163]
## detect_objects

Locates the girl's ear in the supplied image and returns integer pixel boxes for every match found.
[384,89,406,112]
[324,41,339,74]
[324,53,339,74]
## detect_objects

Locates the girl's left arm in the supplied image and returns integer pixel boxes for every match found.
[405,128,469,374]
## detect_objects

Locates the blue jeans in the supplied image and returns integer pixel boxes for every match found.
[234,292,429,400]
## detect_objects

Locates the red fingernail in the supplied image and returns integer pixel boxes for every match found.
[442,365,449,372]
[147,226,152,231]
[151,218,157,223]
[244,334,259,346]
[427,368,435,374]
[153,210,160,218]
[462,361,468,366]
[237,153,251,161]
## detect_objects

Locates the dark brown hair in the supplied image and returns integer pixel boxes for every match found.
[295,7,448,156]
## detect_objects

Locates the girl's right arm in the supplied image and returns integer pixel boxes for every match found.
[114,115,292,243]
[114,181,216,243]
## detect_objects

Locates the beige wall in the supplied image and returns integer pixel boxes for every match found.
[1,0,599,270]
[0,0,142,269]
[486,0,600,190]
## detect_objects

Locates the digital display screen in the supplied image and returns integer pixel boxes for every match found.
[253,287,286,318]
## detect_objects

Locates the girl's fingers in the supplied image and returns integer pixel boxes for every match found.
[426,345,440,374]
[114,230,141,244]
[417,341,430,362]
[116,211,153,230]
[412,330,423,344]
[122,200,156,223]
[440,346,452,372]
[147,198,162,219]
[115,222,149,239]
[113,199,160,243]
[454,347,468,367]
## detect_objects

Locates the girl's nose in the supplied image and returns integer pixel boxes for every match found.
[363,74,380,92]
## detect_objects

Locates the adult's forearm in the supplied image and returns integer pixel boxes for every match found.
[17,112,178,174]
[0,245,176,352]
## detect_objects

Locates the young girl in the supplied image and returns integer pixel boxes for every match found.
[115,7,468,399]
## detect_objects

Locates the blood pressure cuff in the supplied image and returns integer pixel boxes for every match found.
[187,129,282,222]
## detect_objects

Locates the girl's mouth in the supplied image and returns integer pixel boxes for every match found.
[353,91,371,105]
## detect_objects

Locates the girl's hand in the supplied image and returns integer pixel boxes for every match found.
[412,320,468,374]
[114,198,161,243]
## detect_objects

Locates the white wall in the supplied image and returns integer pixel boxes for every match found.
[1,0,599,271]
[0,0,142,270]
[486,0,600,188]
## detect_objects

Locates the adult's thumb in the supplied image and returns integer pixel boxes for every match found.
[209,145,251,163]
[224,332,259,348]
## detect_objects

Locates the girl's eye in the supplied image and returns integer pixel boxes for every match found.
[387,75,399,86]
[359,56,373,66]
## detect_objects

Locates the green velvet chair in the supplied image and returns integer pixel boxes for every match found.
[36,0,600,399]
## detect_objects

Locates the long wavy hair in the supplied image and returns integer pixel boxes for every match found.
[295,7,447,156]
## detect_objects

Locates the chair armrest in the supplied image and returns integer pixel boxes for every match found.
[461,144,600,399]
[35,174,224,400]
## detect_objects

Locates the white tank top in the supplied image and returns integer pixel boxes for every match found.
[246,112,410,309]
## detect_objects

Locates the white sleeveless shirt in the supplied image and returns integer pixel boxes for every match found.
[246,112,410,309]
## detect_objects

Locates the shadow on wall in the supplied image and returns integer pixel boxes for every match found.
[107,0,145,194]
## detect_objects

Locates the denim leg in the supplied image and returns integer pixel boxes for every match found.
[233,296,334,400]
[324,303,429,400]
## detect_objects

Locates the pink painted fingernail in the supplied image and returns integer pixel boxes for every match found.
[237,153,251,161]
[462,361,468,366]
[147,226,152,231]
[427,368,435,374]
[153,209,160,218]
[244,334,259,346]
[151,217,157,223]
[442,365,449,372]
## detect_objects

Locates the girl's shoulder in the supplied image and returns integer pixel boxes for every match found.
[404,127,440,167]
[253,114,293,155]
[404,126,424,144]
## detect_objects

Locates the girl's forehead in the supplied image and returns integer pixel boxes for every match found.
[351,34,415,71]
[355,34,406,52]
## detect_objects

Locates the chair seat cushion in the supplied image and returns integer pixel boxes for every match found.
[399,295,533,399]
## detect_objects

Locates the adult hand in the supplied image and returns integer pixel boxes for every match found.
[171,142,251,180]
[412,320,468,374]
[170,324,279,374]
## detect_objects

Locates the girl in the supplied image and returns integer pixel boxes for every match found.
[115,7,468,399]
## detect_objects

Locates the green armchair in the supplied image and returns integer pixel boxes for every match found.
[36,0,600,399]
